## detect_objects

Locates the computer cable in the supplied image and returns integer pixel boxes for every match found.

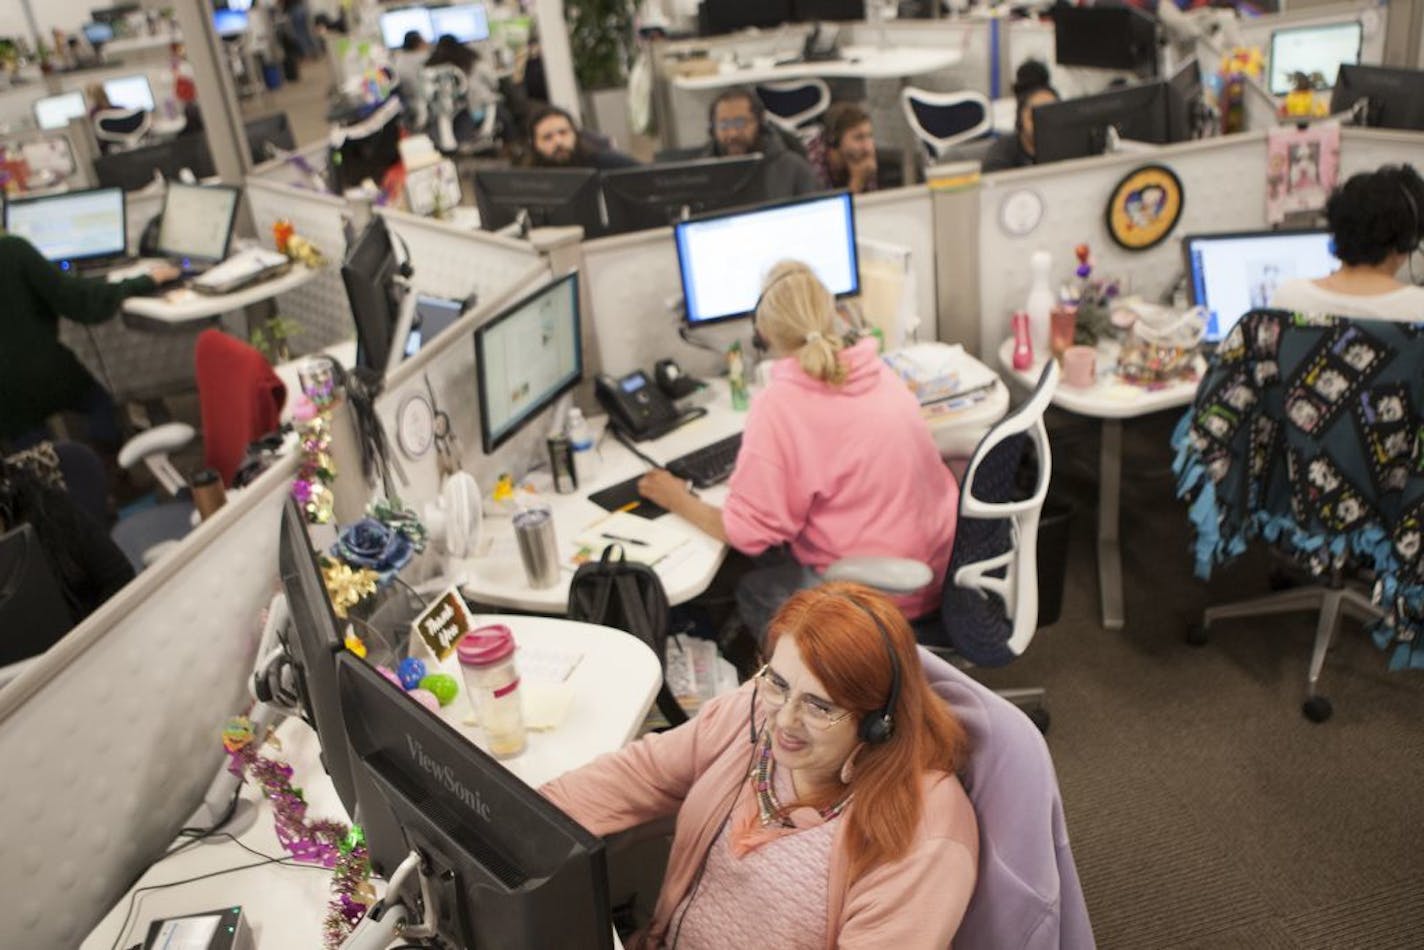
[676,323,725,357]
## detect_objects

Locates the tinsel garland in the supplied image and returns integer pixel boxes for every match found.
[292,359,339,524]
[223,717,374,949]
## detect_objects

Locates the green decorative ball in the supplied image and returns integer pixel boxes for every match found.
[419,673,460,706]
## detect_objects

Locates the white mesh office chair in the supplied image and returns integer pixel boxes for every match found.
[900,87,992,162]
[827,360,1060,728]
[422,64,468,154]
[755,79,831,136]
[93,107,151,151]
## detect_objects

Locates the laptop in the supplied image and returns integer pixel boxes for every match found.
[154,182,242,275]
[1182,229,1338,344]
[3,187,128,273]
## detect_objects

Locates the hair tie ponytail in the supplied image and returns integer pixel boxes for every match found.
[805,330,823,344]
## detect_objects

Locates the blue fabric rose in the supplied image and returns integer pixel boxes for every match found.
[332,517,415,580]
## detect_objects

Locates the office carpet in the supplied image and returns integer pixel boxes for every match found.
[973,409,1424,950]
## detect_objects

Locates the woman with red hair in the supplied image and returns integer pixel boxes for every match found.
[541,583,977,948]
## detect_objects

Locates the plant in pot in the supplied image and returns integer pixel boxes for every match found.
[566,0,636,141]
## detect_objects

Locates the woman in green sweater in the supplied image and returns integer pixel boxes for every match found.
[0,235,180,449]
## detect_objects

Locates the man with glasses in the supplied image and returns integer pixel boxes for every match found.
[700,87,819,200]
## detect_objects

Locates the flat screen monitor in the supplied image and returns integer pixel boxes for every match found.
[278,498,360,817]
[1330,64,1424,131]
[213,8,248,36]
[1167,58,1203,139]
[90,4,139,25]
[430,3,489,43]
[245,111,297,162]
[102,74,155,112]
[1183,229,1338,343]
[473,272,582,454]
[342,215,405,373]
[380,6,435,48]
[472,167,603,236]
[1052,5,1158,75]
[1268,21,1362,96]
[93,132,216,190]
[33,91,88,131]
[674,191,859,326]
[402,294,465,359]
[792,0,863,21]
[335,652,614,949]
[1032,80,1174,163]
[157,182,240,264]
[700,0,792,35]
[4,187,126,269]
[82,22,114,44]
[601,155,764,235]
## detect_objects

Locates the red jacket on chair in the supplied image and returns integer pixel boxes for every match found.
[194,329,286,486]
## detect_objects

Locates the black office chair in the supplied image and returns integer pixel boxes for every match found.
[755,79,831,136]
[900,87,992,164]
[0,524,74,669]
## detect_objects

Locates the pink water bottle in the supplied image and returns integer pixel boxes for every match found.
[1012,311,1034,371]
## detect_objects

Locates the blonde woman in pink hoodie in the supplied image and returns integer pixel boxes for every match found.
[639,261,959,640]
[542,583,978,949]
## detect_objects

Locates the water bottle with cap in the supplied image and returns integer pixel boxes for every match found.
[566,407,598,483]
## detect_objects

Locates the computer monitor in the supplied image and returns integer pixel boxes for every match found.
[33,91,88,131]
[429,3,489,43]
[245,111,297,162]
[1032,81,1174,164]
[342,216,406,373]
[1268,21,1362,96]
[601,156,764,235]
[4,187,126,270]
[473,272,582,453]
[402,294,465,359]
[674,191,859,326]
[277,497,360,817]
[90,4,139,25]
[81,22,114,45]
[1167,58,1203,139]
[700,0,793,35]
[93,132,216,190]
[335,652,614,948]
[791,0,863,21]
[1330,64,1424,131]
[472,168,604,236]
[213,8,248,36]
[156,182,240,265]
[380,6,434,48]
[102,74,155,112]
[1183,229,1338,343]
[1052,5,1158,75]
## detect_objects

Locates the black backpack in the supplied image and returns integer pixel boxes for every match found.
[566,545,689,727]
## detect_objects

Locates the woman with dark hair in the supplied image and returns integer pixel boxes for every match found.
[982,59,1060,173]
[542,583,977,949]
[425,33,499,107]
[807,101,879,194]
[1270,163,1424,320]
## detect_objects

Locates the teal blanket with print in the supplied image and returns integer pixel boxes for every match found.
[1172,308,1424,671]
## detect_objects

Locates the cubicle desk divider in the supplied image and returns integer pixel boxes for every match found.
[375,207,546,304]
[855,185,938,342]
[0,453,300,948]
[968,127,1424,359]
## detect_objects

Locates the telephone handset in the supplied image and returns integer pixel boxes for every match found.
[596,370,681,441]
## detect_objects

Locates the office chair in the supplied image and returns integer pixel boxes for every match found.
[826,360,1060,729]
[1174,309,1424,722]
[93,107,152,151]
[900,87,992,163]
[919,647,1094,948]
[754,79,831,136]
[0,524,74,669]
[422,64,469,154]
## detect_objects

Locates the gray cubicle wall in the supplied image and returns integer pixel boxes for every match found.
[375,207,548,304]
[0,454,299,948]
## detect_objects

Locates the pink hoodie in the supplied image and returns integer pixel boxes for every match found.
[723,338,959,619]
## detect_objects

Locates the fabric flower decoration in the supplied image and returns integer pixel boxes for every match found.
[332,518,416,577]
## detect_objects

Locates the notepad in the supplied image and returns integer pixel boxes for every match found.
[572,510,692,566]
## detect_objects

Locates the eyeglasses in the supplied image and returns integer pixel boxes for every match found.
[754,665,854,730]
[715,116,753,132]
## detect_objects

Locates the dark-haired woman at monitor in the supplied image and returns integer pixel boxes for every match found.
[542,584,977,949]
[982,60,1060,173]
[1269,163,1424,321]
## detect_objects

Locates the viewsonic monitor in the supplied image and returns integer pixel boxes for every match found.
[601,155,764,235]
[380,6,434,48]
[473,271,582,453]
[335,652,614,949]
[674,190,859,326]
[1330,64,1424,131]
[4,187,126,270]
[102,73,156,112]
[472,167,604,236]
[277,497,359,817]
[430,3,489,43]
[1052,5,1158,75]
[1268,20,1362,96]
[1032,80,1178,163]
[1183,229,1338,343]
[33,91,88,131]
[342,215,405,373]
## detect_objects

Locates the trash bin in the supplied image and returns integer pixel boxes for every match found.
[1036,496,1073,627]
[262,61,284,91]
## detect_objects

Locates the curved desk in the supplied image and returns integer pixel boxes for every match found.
[671,46,964,90]
[120,263,321,332]
[82,615,660,950]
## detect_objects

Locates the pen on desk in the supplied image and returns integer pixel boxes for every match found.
[601,532,649,547]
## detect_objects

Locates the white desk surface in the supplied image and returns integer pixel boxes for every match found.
[996,339,1200,418]
[83,615,658,950]
[671,46,963,90]
[121,263,320,328]
[273,339,359,423]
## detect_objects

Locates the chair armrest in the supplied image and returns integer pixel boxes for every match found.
[118,422,197,470]
[823,557,934,594]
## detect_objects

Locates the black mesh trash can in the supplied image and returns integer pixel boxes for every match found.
[1036,496,1073,628]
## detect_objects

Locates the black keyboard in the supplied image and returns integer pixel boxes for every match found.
[667,433,743,489]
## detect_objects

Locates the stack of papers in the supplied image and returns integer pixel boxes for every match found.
[641,634,740,732]
[884,343,998,405]
[572,510,692,566]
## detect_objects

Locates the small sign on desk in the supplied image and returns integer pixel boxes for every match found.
[412,586,475,661]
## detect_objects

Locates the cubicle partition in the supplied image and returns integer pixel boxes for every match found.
[0,455,299,948]
[376,207,548,303]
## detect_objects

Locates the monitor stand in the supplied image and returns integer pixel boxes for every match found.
[1103,126,1158,155]
[342,850,431,949]
[385,273,422,376]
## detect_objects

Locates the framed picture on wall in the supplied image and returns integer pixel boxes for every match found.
[1104,164,1184,251]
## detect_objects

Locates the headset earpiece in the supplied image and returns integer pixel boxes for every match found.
[842,595,900,745]
[1399,179,1422,254]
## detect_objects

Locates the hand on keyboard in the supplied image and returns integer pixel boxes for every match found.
[666,433,743,489]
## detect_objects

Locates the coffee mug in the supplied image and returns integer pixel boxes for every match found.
[1063,346,1097,388]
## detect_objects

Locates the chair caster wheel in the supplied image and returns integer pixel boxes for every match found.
[1027,707,1050,735]
[1302,696,1333,723]
[1186,624,1210,647]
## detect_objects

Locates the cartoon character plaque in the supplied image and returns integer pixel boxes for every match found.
[1104,164,1184,251]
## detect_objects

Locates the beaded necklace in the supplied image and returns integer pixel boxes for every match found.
[750,729,853,828]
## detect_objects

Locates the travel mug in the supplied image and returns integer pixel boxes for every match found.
[512,503,560,589]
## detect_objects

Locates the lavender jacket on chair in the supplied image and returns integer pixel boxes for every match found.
[920,648,1095,950]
